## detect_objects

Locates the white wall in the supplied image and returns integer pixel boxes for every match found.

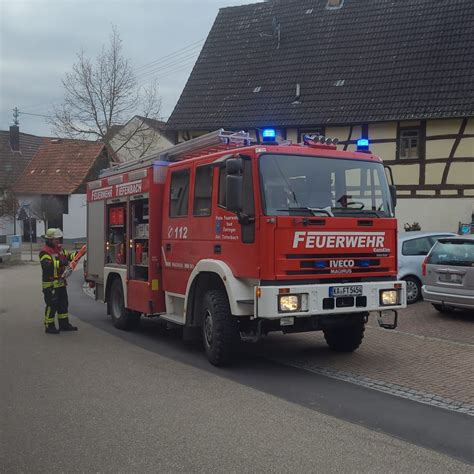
[396,198,473,232]
[0,216,14,236]
[15,194,85,240]
[63,194,87,239]
[110,117,174,162]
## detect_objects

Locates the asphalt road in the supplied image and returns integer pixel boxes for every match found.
[1,263,472,472]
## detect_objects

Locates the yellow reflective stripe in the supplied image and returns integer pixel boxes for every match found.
[53,259,59,279]
[53,280,65,288]
[42,282,53,289]
[44,306,54,324]
[40,254,52,262]
[57,313,68,319]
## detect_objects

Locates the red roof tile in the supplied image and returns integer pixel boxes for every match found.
[15,139,106,195]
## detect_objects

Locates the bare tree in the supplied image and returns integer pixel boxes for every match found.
[50,26,162,162]
[30,196,63,230]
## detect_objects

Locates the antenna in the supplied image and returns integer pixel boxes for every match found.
[260,16,281,49]
[273,16,281,49]
[12,107,19,126]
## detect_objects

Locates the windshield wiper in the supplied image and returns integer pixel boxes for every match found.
[331,208,385,218]
[277,207,334,217]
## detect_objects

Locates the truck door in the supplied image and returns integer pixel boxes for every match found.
[162,167,191,295]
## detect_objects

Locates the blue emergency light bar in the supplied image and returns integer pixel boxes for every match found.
[356,138,370,151]
[262,128,276,141]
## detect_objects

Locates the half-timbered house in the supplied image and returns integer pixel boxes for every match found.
[167,0,474,231]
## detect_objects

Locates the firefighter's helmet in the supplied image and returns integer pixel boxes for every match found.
[44,228,63,239]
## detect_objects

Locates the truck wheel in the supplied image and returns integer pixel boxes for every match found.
[201,289,239,367]
[403,276,421,304]
[109,278,140,331]
[323,319,365,352]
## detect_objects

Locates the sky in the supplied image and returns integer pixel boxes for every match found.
[0,0,262,136]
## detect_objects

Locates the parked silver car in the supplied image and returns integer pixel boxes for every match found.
[0,243,12,263]
[398,231,456,304]
[422,235,474,312]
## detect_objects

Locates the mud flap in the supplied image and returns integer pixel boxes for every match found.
[378,309,398,330]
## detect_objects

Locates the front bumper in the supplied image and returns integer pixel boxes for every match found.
[422,285,474,310]
[256,281,406,319]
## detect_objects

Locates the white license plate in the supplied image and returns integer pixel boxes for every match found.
[439,273,463,284]
[329,285,363,297]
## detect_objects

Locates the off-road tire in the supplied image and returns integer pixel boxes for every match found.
[323,319,365,352]
[403,275,421,304]
[201,289,239,367]
[109,278,141,330]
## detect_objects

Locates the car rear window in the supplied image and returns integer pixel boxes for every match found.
[428,240,474,266]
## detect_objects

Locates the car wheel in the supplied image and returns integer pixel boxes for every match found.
[432,304,454,314]
[403,276,421,304]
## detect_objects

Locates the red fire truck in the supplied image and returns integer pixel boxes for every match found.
[86,129,406,366]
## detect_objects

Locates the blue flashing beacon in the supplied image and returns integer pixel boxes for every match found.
[262,128,276,141]
[356,138,370,151]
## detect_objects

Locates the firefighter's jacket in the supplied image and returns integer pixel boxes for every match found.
[39,244,76,289]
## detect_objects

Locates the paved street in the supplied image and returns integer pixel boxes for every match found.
[256,305,474,409]
[1,262,473,471]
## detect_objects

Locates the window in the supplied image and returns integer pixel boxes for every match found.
[169,169,189,217]
[326,0,344,9]
[259,154,393,217]
[428,239,474,266]
[402,237,432,256]
[218,167,227,208]
[193,166,213,216]
[399,128,420,159]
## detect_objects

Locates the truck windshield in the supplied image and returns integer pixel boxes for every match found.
[259,154,394,217]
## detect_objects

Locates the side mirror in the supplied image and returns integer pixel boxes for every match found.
[389,184,397,208]
[226,175,243,212]
[226,157,243,175]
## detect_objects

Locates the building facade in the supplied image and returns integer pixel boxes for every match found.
[0,125,44,237]
[109,115,174,163]
[167,0,474,232]
[14,139,109,242]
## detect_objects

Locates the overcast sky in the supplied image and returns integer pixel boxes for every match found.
[0,0,261,136]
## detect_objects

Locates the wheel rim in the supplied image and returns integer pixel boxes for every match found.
[406,280,419,302]
[204,310,213,346]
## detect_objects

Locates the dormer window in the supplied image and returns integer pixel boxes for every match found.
[326,0,344,9]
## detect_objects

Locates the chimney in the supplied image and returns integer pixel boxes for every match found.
[10,125,20,152]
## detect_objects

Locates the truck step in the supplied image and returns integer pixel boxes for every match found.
[159,313,185,326]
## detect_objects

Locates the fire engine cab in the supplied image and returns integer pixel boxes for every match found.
[86,129,406,366]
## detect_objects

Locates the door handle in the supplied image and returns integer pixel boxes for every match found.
[165,243,171,251]
[214,244,222,254]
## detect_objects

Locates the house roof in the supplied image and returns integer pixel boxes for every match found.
[15,139,106,195]
[109,116,167,138]
[0,130,45,189]
[136,116,167,131]
[168,0,474,130]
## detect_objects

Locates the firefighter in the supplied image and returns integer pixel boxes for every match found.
[40,228,78,334]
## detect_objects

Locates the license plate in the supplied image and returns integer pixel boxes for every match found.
[329,285,363,297]
[439,273,463,284]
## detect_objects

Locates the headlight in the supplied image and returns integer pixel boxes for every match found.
[380,289,400,306]
[278,295,301,313]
